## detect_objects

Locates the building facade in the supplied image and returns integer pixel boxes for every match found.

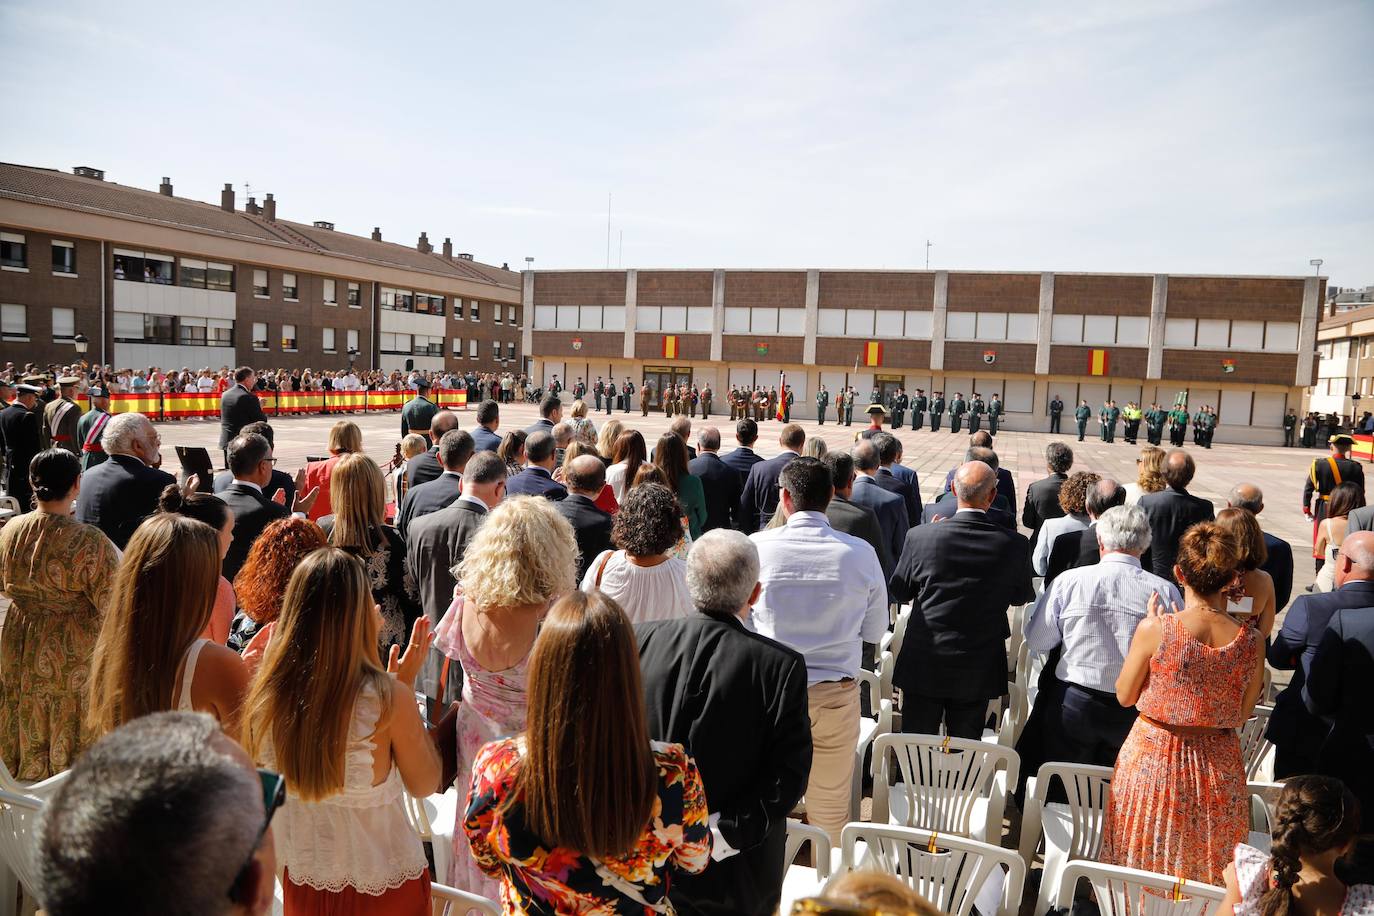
[1311,302,1374,420]
[0,163,523,375]
[524,268,1324,445]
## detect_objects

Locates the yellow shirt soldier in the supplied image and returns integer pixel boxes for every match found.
[41,376,83,455]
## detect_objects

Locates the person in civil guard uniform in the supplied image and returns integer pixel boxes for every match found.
[1049,394,1064,434]
[782,385,793,423]
[816,384,829,424]
[892,387,907,430]
[911,389,927,432]
[1305,434,1366,537]
[400,376,437,438]
[1,384,43,509]
[77,385,113,471]
[700,384,712,420]
[1106,399,1121,443]
[1192,404,1208,447]
[1142,403,1161,445]
[988,393,1003,436]
[930,391,945,432]
[1075,398,1092,441]
[573,377,586,401]
[1201,405,1217,449]
[1283,408,1298,447]
[968,393,985,435]
[621,377,635,413]
[1168,402,1190,447]
[1122,401,1142,444]
[593,377,604,412]
[41,376,83,455]
[949,392,967,434]
[841,387,855,426]
[1098,400,1110,442]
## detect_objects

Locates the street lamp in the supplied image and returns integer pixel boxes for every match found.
[1310,258,1324,276]
[524,256,534,271]
[347,346,359,371]
[73,333,89,355]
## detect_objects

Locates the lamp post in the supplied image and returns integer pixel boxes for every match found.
[1311,258,1324,277]
[347,346,359,372]
[73,333,89,355]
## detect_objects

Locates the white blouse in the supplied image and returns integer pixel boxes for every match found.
[581,550,694,624]
[606,462,632,501]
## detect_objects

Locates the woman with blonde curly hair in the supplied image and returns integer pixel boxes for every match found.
[1032,470,1101,575]
[567,399,597,447]
[432,495,578,896]
[1124,445,1166,506]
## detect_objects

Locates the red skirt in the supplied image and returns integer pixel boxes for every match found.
[282,868,431,916]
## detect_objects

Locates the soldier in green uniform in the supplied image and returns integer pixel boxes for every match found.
[842,387,855,426]
[76,385,113,471]
[1202,405,1218,449]
[892,388,907,430]
[1168,403,1189,447]
[1075,399,1091,441]
[701,385,712,420]
[949,392,967,434]
[1192,405,1207,447]
[989,394,1003,436]
[816,385,829,424]
[782,386,794,423]
[41,376,83,455]
[930,391,945,432]
[911,389,927,431]
[1106,400,1121,443]
[400,377,437,438]
[868,386,880,407]
[968,393,985,435]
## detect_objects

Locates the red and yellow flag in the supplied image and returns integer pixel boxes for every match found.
[863,341,883,367]
[1088,349,1109,376]
[662,335,679,359]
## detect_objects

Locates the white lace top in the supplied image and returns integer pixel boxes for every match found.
[261,680,428,895]
[1233,843,1374,915]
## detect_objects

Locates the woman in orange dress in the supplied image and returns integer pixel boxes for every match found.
[1101,522,1267,886]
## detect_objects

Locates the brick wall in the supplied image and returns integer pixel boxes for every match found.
[945,341,1037,374]
[1166,277,1307,321]
[946,273,1040,313]
[815,336,931,369]
[446,296,522,373]
[1053,274,1153,316]
[1050,345,1148,378]
[0,229,104,367]
[532,330,621,359]
[722,334,803,363]
[1161,348,1297,385]
[532,271,625,306]
[723,271,806,308]
[634,332,710,360]
[636,271,713,307]
[817,271,935,310]
[235,269,373,371]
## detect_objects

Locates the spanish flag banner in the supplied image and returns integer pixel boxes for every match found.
[662,335,679,359]
[1088,349,1109,376]
[1354,435,1374,462]
[863,341,883,367]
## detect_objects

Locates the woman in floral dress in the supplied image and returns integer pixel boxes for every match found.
[1101,522,1266,886]
[0,450,119,780]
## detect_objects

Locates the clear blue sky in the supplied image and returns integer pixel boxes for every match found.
[2,0,1371,286]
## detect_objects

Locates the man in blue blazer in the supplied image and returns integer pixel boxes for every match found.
[504,431,566,501]
[1303,581,1374,815]
[1269,530,1374,776]
[872,433,921,527]
[688,426,744,532]
[396,429,473,539]
[849,440,908,572]
[720,418,763,487]
[1227,484,1293,611]
[74,412,176,550]
[737,424,804,533]
[470,399,502,452]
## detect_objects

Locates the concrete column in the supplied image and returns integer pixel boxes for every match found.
[623,270,637,361]
[1147,275,1167,380]
[520,272,534,359]
[930,271,948,371]
[710,269,725,362]
[802,269,819,366]
[1296,277,1322,386]
[1034,272,1054,376]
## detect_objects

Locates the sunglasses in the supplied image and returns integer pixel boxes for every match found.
[228,768,286,900]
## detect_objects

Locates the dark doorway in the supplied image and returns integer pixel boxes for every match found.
[642,365,693,408]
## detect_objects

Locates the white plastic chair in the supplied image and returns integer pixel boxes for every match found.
[1053,859,1225,915]
[854,670,893,820]
[779,819,836,916]
[401,786,461,888]
[982,680,1028,749]
[431,881,501,916]
[871,734,1018,846]
[0,763,69,916]
[1239,706,1275,781]
[838,822,1026,916]
[1007,603,1028,676]
[1017,761,1114,916]
[1246,780,1284,852]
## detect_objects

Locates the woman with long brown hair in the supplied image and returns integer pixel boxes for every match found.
[156,484,237,644]
[652,433,707,539]
[231,516,328,672]
[497,430,527,480]
[244,548,440,914]
[605,429,646,502]
[319,453,420,656]
[1313,481,1364,592]
[1216,506,1277,636]
[463,590,710,910]
[87,513,248,740]
[1125,445,1167,506]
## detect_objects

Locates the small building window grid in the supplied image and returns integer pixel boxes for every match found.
[177,258,234,292]
[506,341,516,360]
[469,300,481,322]
[282,274,299,301]
[492,339,502,360]
[323,279,337,305]
[1,303,26,339]
[112,249,173,284]
[0,232,26,270]
[346,329,359,352]
[51,307,75,341]
[453,337,463,357]
[322,327,336,352]
[347,282,361,308]
[51,240,76,275]
[253,269,269,297]
[508,305,517,324]
[281,323,298,350]
[468,338,478,358]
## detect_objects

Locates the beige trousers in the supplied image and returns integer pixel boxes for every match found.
[806,679,860,846]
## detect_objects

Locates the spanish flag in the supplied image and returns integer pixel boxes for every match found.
[662,335,679,359]
[863,341,883,367]
[1088,349,1109,376]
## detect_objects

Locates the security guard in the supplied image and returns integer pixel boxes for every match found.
[42,376,83,455]
[1075,399,1091,441]
[1,384,43,509]
[400,377,437,438]
[968,393,985,435]
[911,389,927,431]
[988,394,1003,436]
[949,393,967,434]
[77,385,114,471]
[816,385,829,424]
[930,391,945,432]
[1122,401,1142,445]
[841,387,855,426]
[1304,435,1365,530]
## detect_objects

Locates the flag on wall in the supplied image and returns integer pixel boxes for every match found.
[662,335,679,359]
[1088,349,1109,376]
[863,341,883,367]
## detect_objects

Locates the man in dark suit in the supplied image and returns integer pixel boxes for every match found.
[73,412,176,549]
[211,421,295,507]
[404,410,459,491]
[823,451,891,578]
[720,418,763,488]
[872,432,921,527]
[1228,483,1293,611]
[218,433,316,581]
[505,431,566,501]
[1303,571,1374,815]
[889,460,1036,738]
[652,416,698,462]
[1139,449,1215,585]
[638,529,812,916]
[850,440,907,571]
[0,384,42,509]
[689,426,743,532]
[923,448,1015,530]
[555,455,614,580]
[406,452,506,707]
[738,424,804,533]
[1044,478,1127,585]
[470,399,502,452]
[522,394,562,435]
[1023,442,1073,549]
[396,429,473,539]
[218,367,267,460]
[939,432,1017,515]
[1268,530,1374,778]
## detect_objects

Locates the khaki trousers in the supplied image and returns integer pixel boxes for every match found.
[806,679,860,846]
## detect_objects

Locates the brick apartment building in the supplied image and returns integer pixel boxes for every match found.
[524,268,1325,445]
[0,163,523,377]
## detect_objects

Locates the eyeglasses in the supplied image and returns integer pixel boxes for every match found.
[227,768,286,900]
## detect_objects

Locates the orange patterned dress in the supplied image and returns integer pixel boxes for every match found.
[1101,613,1261,886]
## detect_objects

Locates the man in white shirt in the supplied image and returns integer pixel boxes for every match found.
[1024,504,1181,767]
[750,456,888,845]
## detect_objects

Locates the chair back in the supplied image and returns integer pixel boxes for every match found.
[0,761,70,909]
[839,823,1026,916]
[1054,860,1224,916]
[431,881,501,916]
[872,734,1019,835]
[1239,706,1275,780]
[785,819,834,882]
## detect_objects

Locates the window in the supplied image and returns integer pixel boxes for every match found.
[506,341,516,360]
[380,287,415,312]
[210,320,233,347]
[469,300,480,321]
[507,305,516,324]
[845,309,875,337]
[578,306,603,329]
[1007,313,1038,341]
[323,279,337,305]
[1051,314,1084,343]
[179,317,207,346]
[416,293,443,315]
[206,262,233,291]
[253,269,269,297]
[179,258,207,288]
[602,305,626,331]
[1196,319,1229,348]
[687,306,712,332]
[905,311,933,338]
[282,274,298,300]
[1265,321,1299,352]
[252,322,269,349]
[347,282,361,308]
[945,311,977,339]
[143,314,174,345]
[52,307,75,341]
[454,298,465,320]
[113,312,144,343]
[1,304,26,339]
[1230,320,1264,349]
[112,249,173,283]
[51,240,76,275]
[1164,317,1196,348]
[380,332,412,355]
[346,329,359,352]
[453,337,463,357]
[817,309,844,335]
[494,303,502,324]
[414,334,443,357]
[875,310,903,337]
[469,338,478,358]
[0,232,26,270]
[322,327,336,352]
[281,323,298,350]
[1083,315,1116,345]
[492,339,502,360]
[1116,316,1149,343]
[976,312,1008,341]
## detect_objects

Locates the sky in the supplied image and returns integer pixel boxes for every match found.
[2,0,1371,286]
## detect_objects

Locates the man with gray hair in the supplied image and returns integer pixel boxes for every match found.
[637,529,812,916]
[36,711,277,916]
[1024,505,1182,767]
[74,411,176,549]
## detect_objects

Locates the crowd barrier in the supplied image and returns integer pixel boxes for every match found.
[74,389,469,421]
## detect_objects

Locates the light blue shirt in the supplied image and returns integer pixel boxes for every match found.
[1024,552,1183,692]
[750,511,889,685]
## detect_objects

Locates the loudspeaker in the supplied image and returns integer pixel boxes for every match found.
[405,358,415,372]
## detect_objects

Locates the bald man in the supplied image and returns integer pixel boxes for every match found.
[555,454,614,581]
[405,409,459,491]
[889,461,1035,738]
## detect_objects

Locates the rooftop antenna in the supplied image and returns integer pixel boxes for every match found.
[618,230,624,268]
[925,240,933,270]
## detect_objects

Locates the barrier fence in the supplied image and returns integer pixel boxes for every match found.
[75,389,469,421]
